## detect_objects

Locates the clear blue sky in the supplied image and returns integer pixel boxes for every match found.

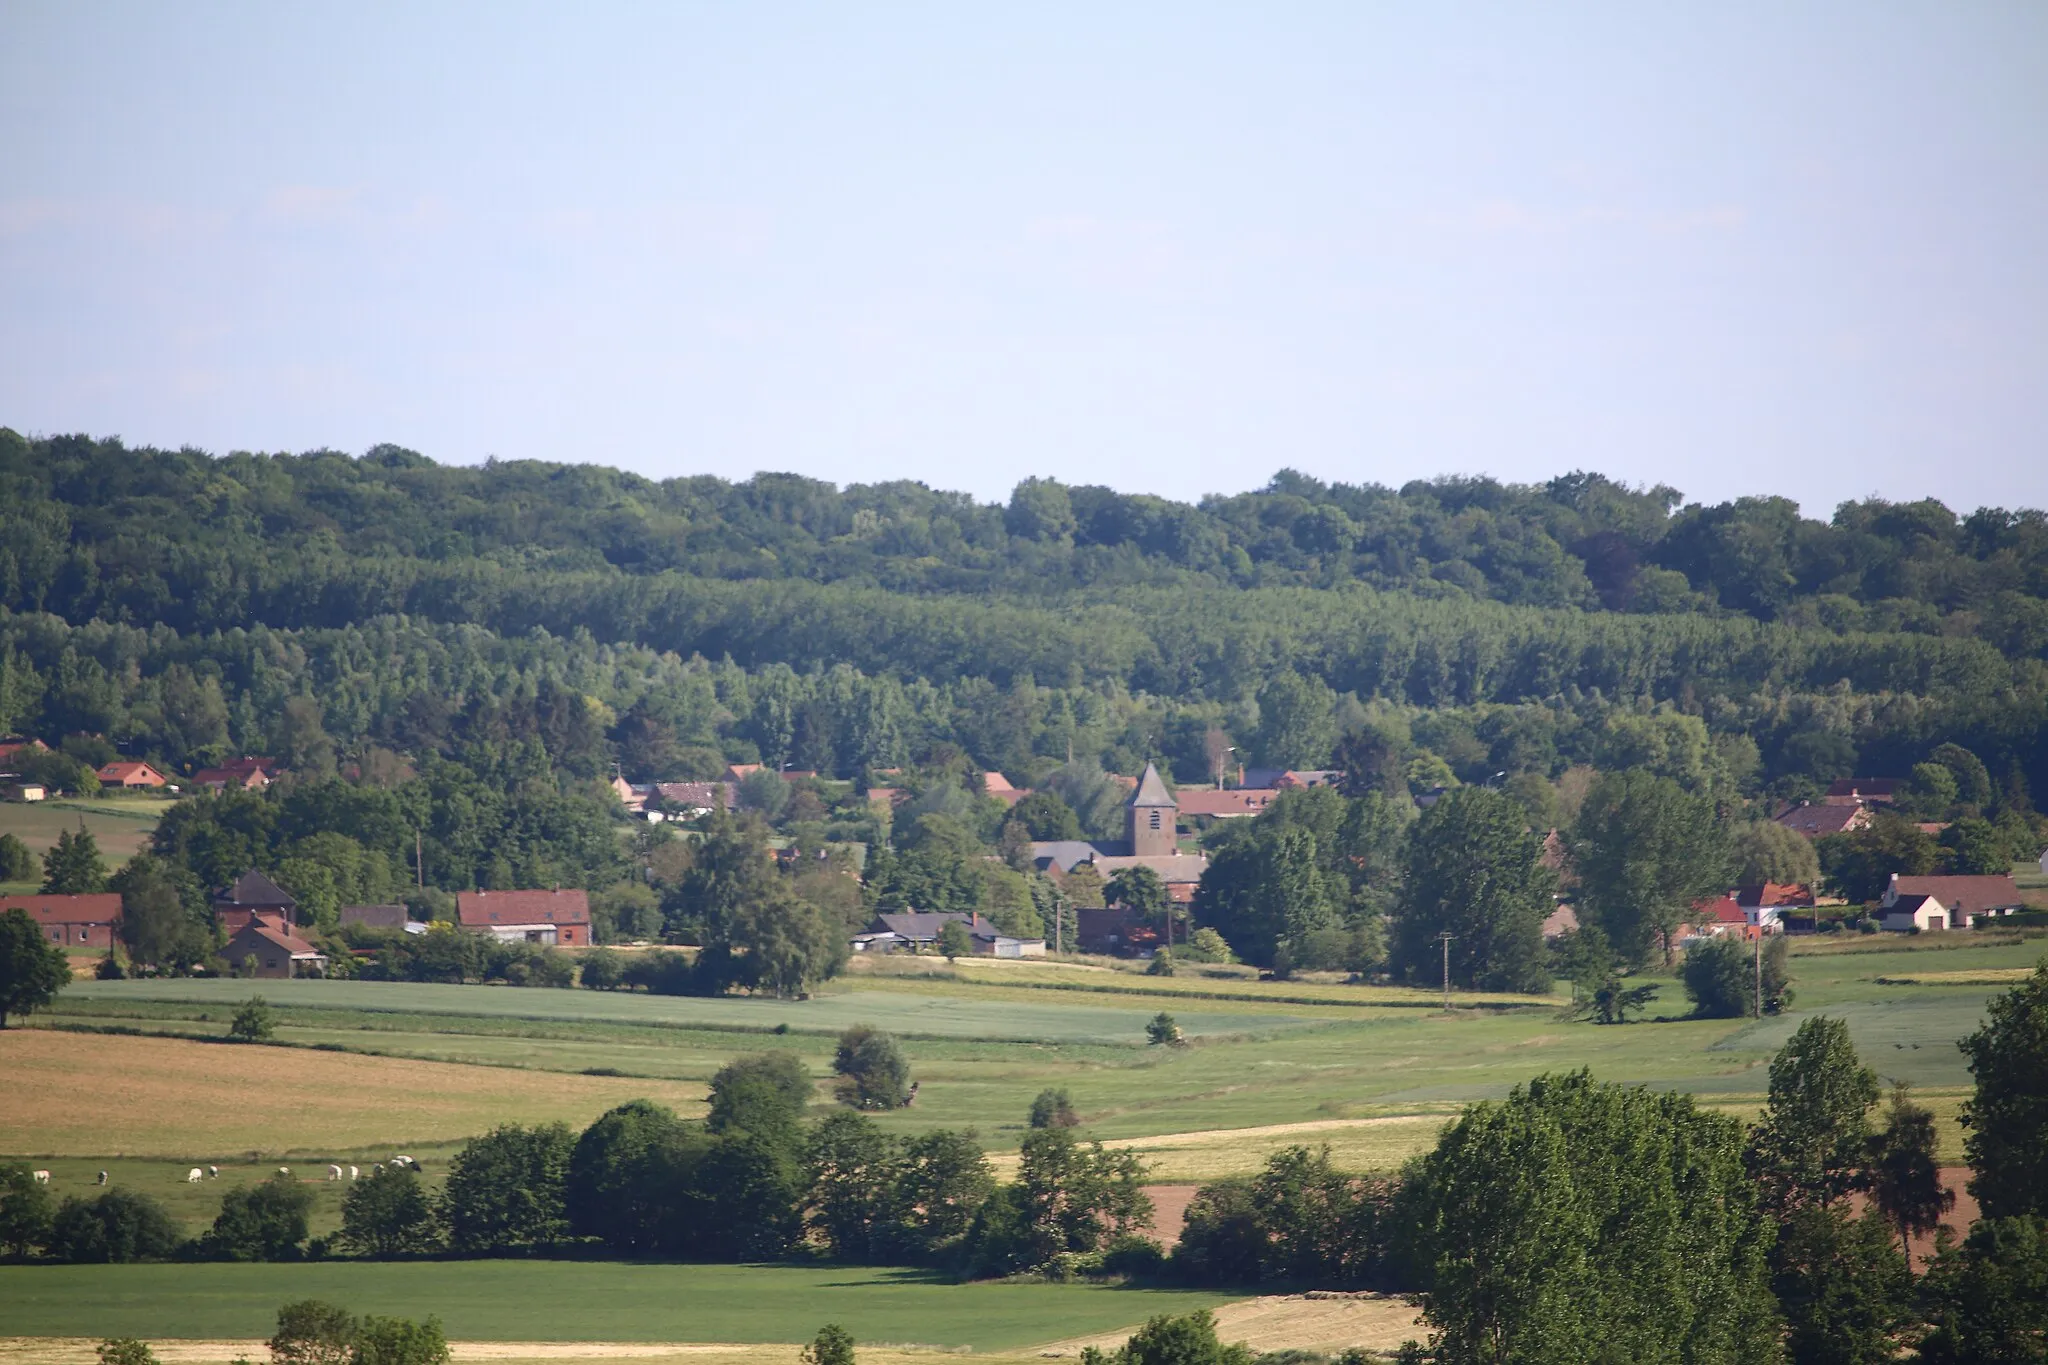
[4,3,2044,514]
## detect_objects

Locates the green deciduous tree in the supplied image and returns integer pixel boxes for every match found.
[45,1190,183,1263]
[937,919,973,961]
[0,1161,55,1257]
[204,1176,313,1261]
[0,905,71,1028]
[1815,814,1938,905]
[1727,820,1821,888]
[1958,961,2048,1220]
[1391,788,1553,993]
[1409,1072,1779,1365]
[1568,769,1728,966]
[1748,1016,1880,1217]
[832,1025,911,1110]
[1081,1310,1254,1365]
[1867,1082,1953,1272]
[0,832,34,883]
[1917,1215,2048,1365]
[1681,936,1791,1019]
[269,1299,357,1365]
[1253,670,1338,770]
[339,1166,439,1258]
[440,1123,573,1253]
[96,1340,157,1365]
[707,1052,814,1143]
[1769,1204,1910,1365]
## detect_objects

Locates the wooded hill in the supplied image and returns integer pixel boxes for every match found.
[1,428,2045,805]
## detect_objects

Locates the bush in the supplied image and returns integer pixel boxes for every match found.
[270,1300,357,1365]
[1146,1012,1184,1047]
[800,1325,855,1365]
[1146,950,1176,977]
[578,947,624,990]
[229,996,276,1042]
[205,1176,313,1260]
[352,1315,449,1365]
[1080,1310,1253,1365]
[1680,936,1791,1018]
[46,1189,183,1262]
[97,1341,158,1365]
[1029,1088,1080,1129]
[1180,928,1234,964]
[707,1053,814,1140]
[95,952,126,980]
[1101,1233,1168,1278]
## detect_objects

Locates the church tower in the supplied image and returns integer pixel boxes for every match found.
[1127,762,1178,857]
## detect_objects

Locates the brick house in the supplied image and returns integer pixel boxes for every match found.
[97,761,169,789]
[192,757,275,792]
[1,894,124,949]
[213,869,299,934]
[456,889,590,945]
[221,921,329,977]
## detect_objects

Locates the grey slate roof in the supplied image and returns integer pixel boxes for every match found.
[1128,762,1175,808]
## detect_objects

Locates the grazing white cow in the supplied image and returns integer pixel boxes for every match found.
[348,1166,359,1180]
[278,1167,290,1177]
[187,1168,205,1183]
[31,1170,50,1184]
[391,1154,416,1169]
[97,1170,108,1185]
[208,1165,219,1178]
[327,1165,343,1181]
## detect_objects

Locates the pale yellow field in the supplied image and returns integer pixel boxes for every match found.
[987,1115,1458,1182]
[0,1295,1429,1365]
[0,1031,708,1157]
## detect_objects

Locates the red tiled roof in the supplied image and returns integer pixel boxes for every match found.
[456,889,591,926]
[1736,882,1816,908]
[98,762,163,783]
[235,922,324,956]
[0,739,49,763]
[1695,895,1747,926]
[1,894,124,926]
[1176,789,1278,818]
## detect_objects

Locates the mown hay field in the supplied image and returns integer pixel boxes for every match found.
[0,1030,710,1157]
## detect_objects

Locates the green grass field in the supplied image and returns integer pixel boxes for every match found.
[19,932,2043,1172]
[0,1261,1238,1348]
[0,795,174,870]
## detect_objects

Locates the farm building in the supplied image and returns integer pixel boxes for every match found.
[1876,893,1951,933]
[338,903,422,933]
[456,889,590,945]
[192,758,275,792]
[1884,874,2027,928]
[862,911,1045,957]
[222,921,329,977]
[0,893,124,948]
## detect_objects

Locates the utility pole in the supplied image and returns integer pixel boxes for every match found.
[1436,931,1456,1013]
[1754,930,1763,1019]
[415,829,424,889]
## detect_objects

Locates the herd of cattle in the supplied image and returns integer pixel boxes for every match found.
[23,1156,421,1186]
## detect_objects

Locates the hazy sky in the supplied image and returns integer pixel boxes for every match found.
[4,4,2044,515]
